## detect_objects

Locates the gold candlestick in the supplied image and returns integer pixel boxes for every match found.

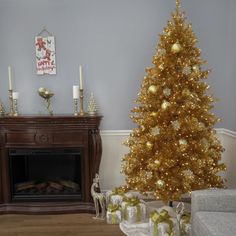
[8,89,14,116]
[13,99,19,116]
[79,89,85,116]
[74,98,79,116]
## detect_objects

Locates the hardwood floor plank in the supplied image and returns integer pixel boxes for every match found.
[0,214,125,236]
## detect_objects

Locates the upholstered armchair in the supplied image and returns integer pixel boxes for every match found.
[191,189,236,236]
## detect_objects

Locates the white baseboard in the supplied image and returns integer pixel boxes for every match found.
[99,128,236,190]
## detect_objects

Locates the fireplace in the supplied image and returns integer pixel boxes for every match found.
[10,148,82,201]
[0,115,102,214]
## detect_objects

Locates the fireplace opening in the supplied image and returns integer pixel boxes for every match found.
[9,148,82,201]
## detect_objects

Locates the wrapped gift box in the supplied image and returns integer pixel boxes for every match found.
[121,197,147,224]
[180,213,191,236]
[149,209,180,236]
[106,204,122,224]
[106,187,132,206]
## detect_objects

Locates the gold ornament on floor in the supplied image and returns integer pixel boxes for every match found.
[161,100,170,110]
[148,85,158,94]
[146,141,154,150]
[171,42,182,54]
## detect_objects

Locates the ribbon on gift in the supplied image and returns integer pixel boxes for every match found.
[108,204,121,224]
[108,187,127,204]
[150,209,174,236]
[180,212,191,233]
[123,197,142,222]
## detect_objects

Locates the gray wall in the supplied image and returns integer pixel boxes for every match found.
[0,0,235,130]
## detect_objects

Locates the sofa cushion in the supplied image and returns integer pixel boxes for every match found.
[192,211,236,236]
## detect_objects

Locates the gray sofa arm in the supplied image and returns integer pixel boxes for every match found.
[191,189,236,218]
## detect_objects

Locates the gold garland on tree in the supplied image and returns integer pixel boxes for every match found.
[121,0,226,201]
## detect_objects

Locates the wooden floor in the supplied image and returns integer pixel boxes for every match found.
[0,214,125,236]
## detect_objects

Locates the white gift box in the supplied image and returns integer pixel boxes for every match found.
[106,190,137,206]
[149,217,180,236]
[106,208,122,224]
[120,220,150,236]
[121,199,147,224]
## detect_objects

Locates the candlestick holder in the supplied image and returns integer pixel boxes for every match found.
[74,98,79,116]
[79,89,85,116]
[13,99,19,116]
[8,89,14,116]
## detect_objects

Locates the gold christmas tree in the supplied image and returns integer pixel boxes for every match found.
[122,0,226,201]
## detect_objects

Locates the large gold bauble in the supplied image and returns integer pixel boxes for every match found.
[161,100,170,110]
[154,159,161,167]
[146,141,154,150]
[171,42,182,54]
[148,85,158,94]
[156,180,165,189]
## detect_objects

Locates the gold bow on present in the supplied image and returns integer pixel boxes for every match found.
[123,197,142,222]
[150,209,174,236]
[107,204,121,224]
[180,212,191,233]
[112,187,126,196]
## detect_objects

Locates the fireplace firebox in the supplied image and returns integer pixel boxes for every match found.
[0,115,102,214]
[10,148,82,201]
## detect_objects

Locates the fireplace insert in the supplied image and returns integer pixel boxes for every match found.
[9,148,82,201]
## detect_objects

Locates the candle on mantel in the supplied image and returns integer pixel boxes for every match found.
[73,85,79,99]
[79,65,83,90]
[8,66,12,90]
[12,92,19,100]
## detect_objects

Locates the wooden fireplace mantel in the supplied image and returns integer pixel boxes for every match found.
[0,115,102,214]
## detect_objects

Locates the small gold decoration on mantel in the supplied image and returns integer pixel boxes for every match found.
[87,92,98,116]
[0,100,6,117]
[38,87,54,115]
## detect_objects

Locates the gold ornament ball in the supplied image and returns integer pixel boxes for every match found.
[182,88,191,96]
[161,100,170,110]
[154,159,161,167]
[146,141,154,150]
[171,42,182,54]
[156,180,165,189]
[148,85,158,94]
[192,65,200,73]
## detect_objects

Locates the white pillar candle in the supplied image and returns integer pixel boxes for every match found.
[73,85,79,99]
[12,92,19,100]
[79,65,83,90]
[8,66,12,90]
